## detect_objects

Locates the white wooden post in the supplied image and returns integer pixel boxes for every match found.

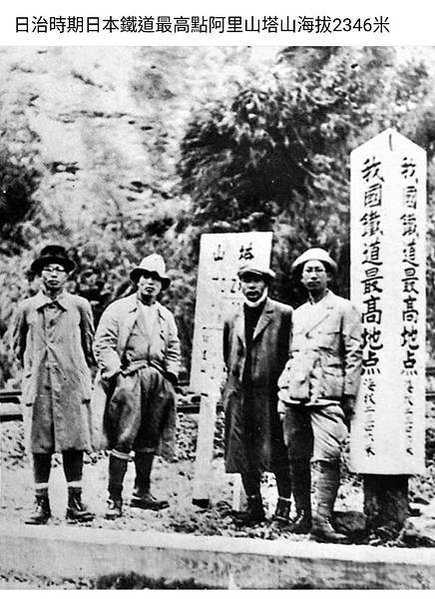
[192,393,218,507]
[350,128,426,532]
[231,474,247,512]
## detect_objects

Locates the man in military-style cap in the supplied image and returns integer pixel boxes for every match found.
[10,244,95,525]
[222,260,293,526]
[278,248,363,543]
[94,254,180,519]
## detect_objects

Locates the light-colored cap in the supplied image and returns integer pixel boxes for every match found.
[291,248,337,273]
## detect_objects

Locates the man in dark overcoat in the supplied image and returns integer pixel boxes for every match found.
[10,244,95,524]
[222,261,293,525]
[94,254,180,520]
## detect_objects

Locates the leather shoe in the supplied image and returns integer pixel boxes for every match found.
[288,510,312,534]
[25,493,51,525]
[105,498,123,520]
[130,493,169,511]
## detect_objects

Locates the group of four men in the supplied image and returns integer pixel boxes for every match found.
[10,243,362,544]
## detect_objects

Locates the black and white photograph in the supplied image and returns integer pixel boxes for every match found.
[0,4,434,591]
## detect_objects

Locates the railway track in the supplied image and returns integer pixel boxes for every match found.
[0,388,223,421]
[0,390,432,422]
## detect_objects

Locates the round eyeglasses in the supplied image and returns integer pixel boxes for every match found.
[41,267,66,274]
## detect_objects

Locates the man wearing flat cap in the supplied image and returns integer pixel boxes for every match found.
[10,244,95,525]
[222,261,292,525]
[94,254,180,519]
[278,248,362,543]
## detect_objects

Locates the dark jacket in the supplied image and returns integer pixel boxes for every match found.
[222,297,292,473]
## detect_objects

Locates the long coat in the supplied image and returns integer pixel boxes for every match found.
[10,290,94,453]
[92,293,181,459]
[222,298,292,474]
[278,290,362,408]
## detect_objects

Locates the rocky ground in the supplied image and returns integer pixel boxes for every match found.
[1,412,435,588]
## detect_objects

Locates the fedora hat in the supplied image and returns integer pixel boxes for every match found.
[291,248,338,273]
[237,261,276,283]
[31,244,76,275]
[130,253,171,289]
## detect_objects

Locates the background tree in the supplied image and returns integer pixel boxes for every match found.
[0,108,42,255]
[0,101,43,385]
[178,47,435,335]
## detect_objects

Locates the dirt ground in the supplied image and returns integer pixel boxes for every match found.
[1,413,366,539]
[1,413,435,589]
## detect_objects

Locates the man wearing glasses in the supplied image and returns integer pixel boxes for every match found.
[94,254,180,520]
[10,244,95,524]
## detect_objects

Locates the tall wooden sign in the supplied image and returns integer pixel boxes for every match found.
[190,232,273,395]
[350,128,426,476]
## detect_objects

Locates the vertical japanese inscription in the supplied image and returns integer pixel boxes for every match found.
[359,156,384,457]
[400,156,421,456]
[190,232,272,395]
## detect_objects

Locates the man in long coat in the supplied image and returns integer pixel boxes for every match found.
[278,248,362,543]
[222,261,292,525]
[94,253,180,519]
[10,244,94,524]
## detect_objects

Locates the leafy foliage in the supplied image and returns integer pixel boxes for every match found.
[0,86,43,254]
[179,47,435,322]
[0,111,42,383]
[0,155,37,238]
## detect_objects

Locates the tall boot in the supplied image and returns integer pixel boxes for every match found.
[310,461,349,544]
[66,486,94,522]
[273,497,292,524]
[288,459,312,534]
[27,453,52,525]
[25,487,51,525]
[233,471,265,526]
[272,467,292,524]
[105,453,129,520]
[130,452,169,511]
